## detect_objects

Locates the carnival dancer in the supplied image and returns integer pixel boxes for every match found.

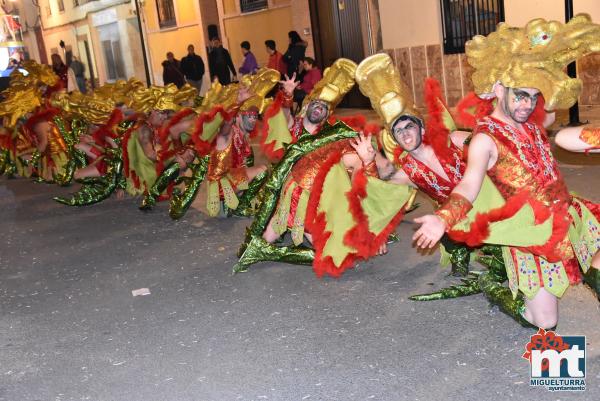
[150,68,280,218]
[257,59,358,161]
[236,60,416,278]
[413,14,600,328]
[353,53,478,276]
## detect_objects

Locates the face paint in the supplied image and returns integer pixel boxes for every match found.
[306,100,329,124]
[240,111,258,132]
[392,118,423,152]
[503,87,539,123]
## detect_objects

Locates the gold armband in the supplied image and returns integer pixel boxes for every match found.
[435,193,472,228]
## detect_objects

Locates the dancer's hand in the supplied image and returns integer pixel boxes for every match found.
[350,132,376,165]
[279,73,300,96]
[412,215,446,249]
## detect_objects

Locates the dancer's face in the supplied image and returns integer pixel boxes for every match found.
[306,100,329,124]
[240,110,258,132]
[392,118,423,152]
[503,87,539,123]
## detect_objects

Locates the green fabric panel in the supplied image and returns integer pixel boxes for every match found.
[126,131,157,195]
[201,113,224,142]
[568,199,600,274]
[453,176,553,247]
[439,244,451,267]
[220,177,239,210]
[181,132,190,144]
[511,249,569,299]
[272,180,296,236]
[502,246,519,298]
[362,177,413,234]
[206,180,221,217]
[291,188,309,246]
[317,162,355,266]
[485,204,554,246]
[267,109,293,151]
[439,100,457,132]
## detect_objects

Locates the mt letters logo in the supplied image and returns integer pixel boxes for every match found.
[522,328,586,391]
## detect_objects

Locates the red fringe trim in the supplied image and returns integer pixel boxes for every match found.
[120,120,143,189]
[92,108,124,147]
[455,92,494,129]
[191,106,230,156]
[257,91,286,161]
[345,169,407,258]
[305,150,358,278]
[156,108,195,175]
[23,106,62,143]
[328,114,367,132]
[423,78,452,157]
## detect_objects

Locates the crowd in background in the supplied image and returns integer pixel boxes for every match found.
[161,30,322,103]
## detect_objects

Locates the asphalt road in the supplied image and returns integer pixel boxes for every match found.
[1,154,599,401]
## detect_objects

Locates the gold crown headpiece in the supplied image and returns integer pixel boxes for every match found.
[128,83,197,113]
[355,53,421,161]
[467,13,600,110]
[195,79,224,113]
[50,91,117,126]
[240,68,280,113]
[302,58,357,111]
[0,86,44,128]
[8,61,59,90]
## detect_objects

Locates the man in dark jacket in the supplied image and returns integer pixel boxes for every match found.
[180,44,205,93]
[208,37,237,85]
[162,52,185,88]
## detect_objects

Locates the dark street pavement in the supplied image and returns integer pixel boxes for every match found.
[1,151,600,401]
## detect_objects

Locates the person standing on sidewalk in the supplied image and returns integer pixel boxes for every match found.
[180,44,205,94]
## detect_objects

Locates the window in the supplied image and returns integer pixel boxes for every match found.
[156,0,176,28]
[240,0,268,13]
[57,0,65,12]
[440,0,505,54]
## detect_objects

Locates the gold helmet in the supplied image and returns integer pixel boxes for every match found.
[128,83,197,113]
[50,91,117,126]
[301,58,357,112]
[467,13,600,110]
[0,87,44,128]
[355,53,421,160]
[240,68,280,113]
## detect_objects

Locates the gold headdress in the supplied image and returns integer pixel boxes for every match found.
[467,13,600,110]
[8,61,59,90]
[94,78,145,106]
[240,68,280,113]
[355,53,421,160]
[50,91,117,126]
[128,83,197,113]
[302,58,357,111]
[0,87,44,128]
[195,79,224,113]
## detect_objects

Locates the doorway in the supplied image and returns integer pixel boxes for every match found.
[308,0,370,108]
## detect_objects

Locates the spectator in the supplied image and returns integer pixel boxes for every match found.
[208,36,237,85]
[1,59,18,77]
[51,53,68,90]
[238,41,258,75]
[69,55,86,93]
[294,57,321,105]
[180,44,205,93]
[162,52,185,88]
[283,30,307,78]
[265,39,286,77]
